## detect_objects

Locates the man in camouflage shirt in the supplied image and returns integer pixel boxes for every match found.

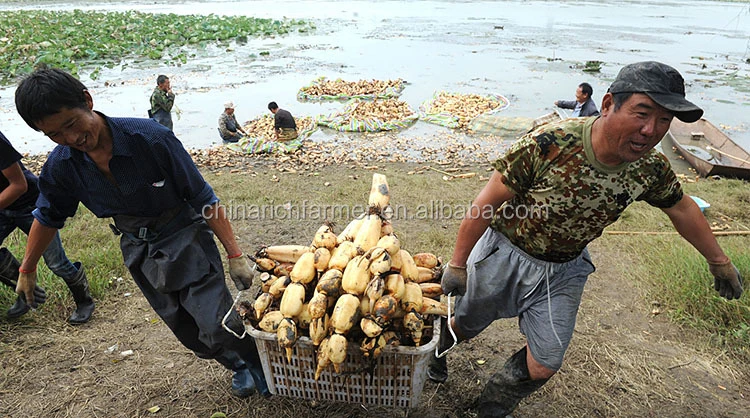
[429,62,744,418]
[149,74,175,130]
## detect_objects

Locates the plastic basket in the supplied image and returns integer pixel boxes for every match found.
[245,317,439,408]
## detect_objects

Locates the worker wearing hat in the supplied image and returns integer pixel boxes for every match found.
[430,61,742,417]
[218,101,247,143]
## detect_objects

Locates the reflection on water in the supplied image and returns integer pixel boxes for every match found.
[0,0,748,158]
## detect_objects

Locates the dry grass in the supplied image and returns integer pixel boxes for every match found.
[2,162,749,417]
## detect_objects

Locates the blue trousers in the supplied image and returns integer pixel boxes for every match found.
[0,207,78,281]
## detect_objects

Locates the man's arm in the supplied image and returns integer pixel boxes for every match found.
[203,202,256,291]
[661,195,727,263]
[662,194,742,300]
[16,220,58,306]
[451,171,515,266]
[0,163,28,209]
[203,203,241,256]
[152,90,175,112]
[555,100,576,110]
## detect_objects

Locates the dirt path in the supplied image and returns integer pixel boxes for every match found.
[1,237,747,418]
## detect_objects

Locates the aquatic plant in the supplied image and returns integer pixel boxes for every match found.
[0,9,315,81]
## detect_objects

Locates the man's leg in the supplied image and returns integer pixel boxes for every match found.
[16,215,94,324]
[41,235,95,324]
[473,346,552,418]
[473,249,594,417]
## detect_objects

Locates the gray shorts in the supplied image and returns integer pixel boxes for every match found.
[454,228,595,371]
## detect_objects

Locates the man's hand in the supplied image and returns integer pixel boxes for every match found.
[16,269,39,308]
[228,254,256,291]
[441,263,468,296]
[709,260,743,300]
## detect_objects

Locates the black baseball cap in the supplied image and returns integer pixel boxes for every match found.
[609,61,703,123]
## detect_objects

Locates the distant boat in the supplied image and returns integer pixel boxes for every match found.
[665,118,750,180]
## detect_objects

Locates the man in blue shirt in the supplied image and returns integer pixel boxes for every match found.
[14,68,269,398]
[554,82,600,117]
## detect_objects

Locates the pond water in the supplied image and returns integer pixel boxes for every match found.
[0,0,748,156]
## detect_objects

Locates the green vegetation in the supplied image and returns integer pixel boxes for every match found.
[606,178,750,359]
[0,165,747,360]
[0,9,315,81]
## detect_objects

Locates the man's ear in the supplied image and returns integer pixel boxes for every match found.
[600,93,613,116]
[83,90,94,111]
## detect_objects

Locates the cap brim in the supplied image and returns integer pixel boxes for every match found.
[644,92,703,123]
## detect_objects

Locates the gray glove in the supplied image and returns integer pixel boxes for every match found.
[441,263,468,296]
[228,254,256,291]
[709,260,743,300]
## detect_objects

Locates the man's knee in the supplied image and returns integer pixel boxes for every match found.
[526,347,557,380]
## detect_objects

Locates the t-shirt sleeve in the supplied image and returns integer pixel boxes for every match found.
[637,153,683,208]
[0,132,22,171]
[492,135,538,195]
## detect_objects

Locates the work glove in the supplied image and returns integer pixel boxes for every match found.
[441,263,468,296]
[228,254,257,291]
[709,260,743,300]
[16,269,40,309]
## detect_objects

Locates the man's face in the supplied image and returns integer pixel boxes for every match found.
[35,92,102,153]
[226,107,234,115]
[600,93,674,163]
[575,86,586,102]
[159,79,171,91]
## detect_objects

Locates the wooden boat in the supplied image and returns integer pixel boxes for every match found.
[665,118,750,179]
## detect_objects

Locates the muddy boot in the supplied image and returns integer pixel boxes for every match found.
[1,248,47,319]
[64,262,95,324]
[247,361,271,398]
[427,316,453,384]
[473,347,549,418]
[231,364,257,398]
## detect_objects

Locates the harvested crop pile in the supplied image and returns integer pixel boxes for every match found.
[344,99,414,123]
[241,115,317,142]
[419,91,510,130]
[298,76,405,101]
[223,115,317,155]
[318,99,418,132]
[239,173,447,378]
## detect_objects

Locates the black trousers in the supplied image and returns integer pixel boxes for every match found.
[117,210,261,371]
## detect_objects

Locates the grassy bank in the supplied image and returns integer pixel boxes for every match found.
[1,163,747,359]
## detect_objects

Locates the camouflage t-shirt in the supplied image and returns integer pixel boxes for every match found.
[491,117,682,262]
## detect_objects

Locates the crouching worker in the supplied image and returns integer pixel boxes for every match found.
[0,130,94,323]
[428,61,743,417]
[14,68,270,398]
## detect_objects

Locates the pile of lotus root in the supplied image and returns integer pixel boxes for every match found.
[427,92,504,129]
[300,78,404,97]
[242,115,315,141]
[239,173,447,379]
[342,99,414,124]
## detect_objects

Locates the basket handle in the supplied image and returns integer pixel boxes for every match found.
[221,291,247,340]
[434,291,458,359]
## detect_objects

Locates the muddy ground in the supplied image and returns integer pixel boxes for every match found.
[1,158,748,418]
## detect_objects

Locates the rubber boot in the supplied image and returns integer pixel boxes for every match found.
[473,346,550,418]
[64,262,95,324]
[212,354,257,398]
[427,316,452,384]
[1,248,47,319]
[247,361,271,398]
[231,365,257,398]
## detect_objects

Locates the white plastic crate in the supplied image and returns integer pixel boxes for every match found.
[246,317,439,408]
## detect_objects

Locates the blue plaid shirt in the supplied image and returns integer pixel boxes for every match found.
[33,113,218,229]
